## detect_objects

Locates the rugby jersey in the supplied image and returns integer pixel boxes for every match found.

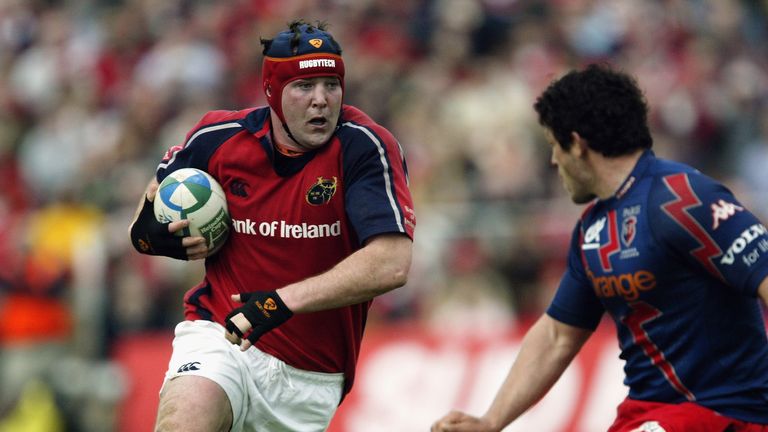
[548,150,768,423]
[157,105,416,396]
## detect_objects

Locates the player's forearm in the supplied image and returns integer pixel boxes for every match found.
[482,315,591,430]
[277,234,412,313]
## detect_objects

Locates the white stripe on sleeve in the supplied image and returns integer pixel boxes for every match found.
[342,122,405,233]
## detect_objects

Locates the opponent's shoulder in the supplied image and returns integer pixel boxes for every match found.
[648,157,730,201]
[645,157,740,241]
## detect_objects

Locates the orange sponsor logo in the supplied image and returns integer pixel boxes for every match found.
[263,298,277,311]
[588,269,657,301]
[309,38,323,48]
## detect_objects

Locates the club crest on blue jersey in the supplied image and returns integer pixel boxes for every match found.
[622,215,637,247]
[306,176,338,206]
[619,205,641,259]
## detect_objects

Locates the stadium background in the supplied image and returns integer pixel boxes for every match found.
[0,0,766,431]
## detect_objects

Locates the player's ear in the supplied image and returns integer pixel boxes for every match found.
[571,131,589,157]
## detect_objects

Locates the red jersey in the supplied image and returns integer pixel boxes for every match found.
[156,105,416,396]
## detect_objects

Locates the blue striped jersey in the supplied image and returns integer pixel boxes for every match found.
[548,150,768,423]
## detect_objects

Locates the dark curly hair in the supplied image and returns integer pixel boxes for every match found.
[533,63,652,157]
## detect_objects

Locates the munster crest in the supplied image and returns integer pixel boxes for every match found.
[306,176,338,206]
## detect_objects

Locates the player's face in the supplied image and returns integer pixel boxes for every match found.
[545,129,595,204]
[281,77,342,150]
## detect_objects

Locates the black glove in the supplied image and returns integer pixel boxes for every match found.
[130,196,188,260]
[225,291,293,344]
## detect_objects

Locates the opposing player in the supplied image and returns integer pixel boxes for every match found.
[129,20,415,431]
[432,64,768,432]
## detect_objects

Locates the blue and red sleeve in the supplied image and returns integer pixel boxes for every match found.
[546,221,605,330]
[338,118,415,245]
[155,110,250,182]
[652,171,768,296]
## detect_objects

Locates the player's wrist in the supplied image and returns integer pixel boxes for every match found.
[224,291,293,345]
[129,196,188,260]
[262,290,293,321]
[480,411,505,432]
[274,287,299,313]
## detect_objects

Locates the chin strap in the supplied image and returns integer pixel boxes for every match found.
[275,109,344,151]
[283,122,303,147]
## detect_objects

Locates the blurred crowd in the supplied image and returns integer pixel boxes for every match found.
[0,0,766,430]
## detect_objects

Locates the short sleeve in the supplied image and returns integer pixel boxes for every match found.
[546,222,605,330]
[651,172,768,296]
[340,123,415,244]
[156,111,244,182]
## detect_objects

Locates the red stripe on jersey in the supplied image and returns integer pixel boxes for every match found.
[598,210,621,272]
[622,301,696,401]
[661,173,724,280]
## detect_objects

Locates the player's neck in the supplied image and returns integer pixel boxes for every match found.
[274,139,305,157]
[592,150,644,200]
[270,116,308,157]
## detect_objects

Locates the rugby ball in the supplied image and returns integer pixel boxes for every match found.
[154,168,230,254]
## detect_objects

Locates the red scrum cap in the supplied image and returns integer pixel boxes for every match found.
[261,21,345,126]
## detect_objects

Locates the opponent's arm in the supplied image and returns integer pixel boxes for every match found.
[431,314,592,432]
[225,233,411,349]
[129,178,208,260]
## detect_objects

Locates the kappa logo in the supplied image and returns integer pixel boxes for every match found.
[306,176,338,205]
[177,362,201,373]
[309,38,323,48]
[711,199,743,230]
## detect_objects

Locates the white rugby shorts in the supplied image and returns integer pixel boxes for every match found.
[161,320,344,432]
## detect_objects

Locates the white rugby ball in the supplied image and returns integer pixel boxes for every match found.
[154,168,230,254]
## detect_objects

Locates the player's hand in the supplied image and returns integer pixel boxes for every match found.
[224,291,293,351]
[129,185,208,260]
[431,411,499,432]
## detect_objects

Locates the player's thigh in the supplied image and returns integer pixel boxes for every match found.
[155,375,233,432]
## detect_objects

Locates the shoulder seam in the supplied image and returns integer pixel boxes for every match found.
[159,122,242,171]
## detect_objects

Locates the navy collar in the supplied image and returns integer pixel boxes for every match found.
[600,149,655,206]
